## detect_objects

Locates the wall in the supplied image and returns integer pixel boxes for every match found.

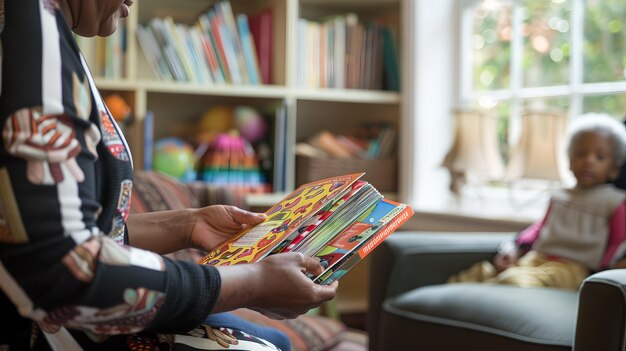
[400,0,459,209]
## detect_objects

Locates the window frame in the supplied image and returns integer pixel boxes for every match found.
[460,0,626,121]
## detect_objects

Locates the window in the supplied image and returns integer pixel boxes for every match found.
[461,0,626,152]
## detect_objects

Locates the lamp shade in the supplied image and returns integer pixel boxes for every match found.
[442,109,505,180]
[506,112,567,181]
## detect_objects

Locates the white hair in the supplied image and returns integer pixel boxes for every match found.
[566,113,626,167]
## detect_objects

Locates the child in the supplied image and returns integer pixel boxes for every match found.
[449,113,626,290]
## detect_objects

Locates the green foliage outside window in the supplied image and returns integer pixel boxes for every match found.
[472,0,626,118]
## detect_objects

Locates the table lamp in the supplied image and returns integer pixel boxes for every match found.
[442,109,505,194]
[505,111,567,183]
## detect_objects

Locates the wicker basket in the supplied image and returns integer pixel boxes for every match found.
[296,155,397,192]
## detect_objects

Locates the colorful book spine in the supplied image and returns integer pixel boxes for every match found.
[237,14,261,85]
[150,17,188,81]
[212,12,242,84]
[163,16,196,82]
[199,12,231,84]
[194,23,224,84]
[216,1,249,84]
[182,25,213,84]
[136,26,167,80]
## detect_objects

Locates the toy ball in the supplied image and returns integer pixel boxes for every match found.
[153,137,196,181]
[234,106,267,143]
[200,106,234,134]
[104,94,131,122]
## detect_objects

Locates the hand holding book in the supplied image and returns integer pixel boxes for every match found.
[199,173,413,284]
[213,252,337,319]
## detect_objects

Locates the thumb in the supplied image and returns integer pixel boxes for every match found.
[313,281,338,302]
[300,255,325,276]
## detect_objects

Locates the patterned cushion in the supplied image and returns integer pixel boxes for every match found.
[130,171,198,214]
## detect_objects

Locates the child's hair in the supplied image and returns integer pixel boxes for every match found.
[566,113,626,167]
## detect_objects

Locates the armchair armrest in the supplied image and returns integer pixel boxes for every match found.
[574,269,626,351]
[367,231,514,351]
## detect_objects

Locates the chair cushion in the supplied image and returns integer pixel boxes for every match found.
[384,283,577,347]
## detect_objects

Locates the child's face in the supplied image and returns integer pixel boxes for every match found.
[569,131,619,188]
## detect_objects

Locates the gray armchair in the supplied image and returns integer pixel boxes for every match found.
[368,232,626,351]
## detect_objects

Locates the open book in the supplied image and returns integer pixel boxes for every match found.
[198,173,414,284]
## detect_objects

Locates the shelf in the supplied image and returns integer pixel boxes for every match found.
[84,0,405,197]
[82,0,407,317]
[95,79,142,91]
[139,80,289,98]
[94,78,400,103]
[293,88,400,104]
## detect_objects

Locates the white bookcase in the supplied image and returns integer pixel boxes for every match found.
[78,0,417,314]
[79,0,407,199]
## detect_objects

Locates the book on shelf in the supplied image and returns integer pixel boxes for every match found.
[237,14,262,85]
[272,102,288,192]
[247,8,273,85]
[136,26,173,80]
[198,173,414,285]
[148,17,188,81]
[216,1,250,84]
[382,27,400,91]
[296,14,399,91]
[137,0,264,86]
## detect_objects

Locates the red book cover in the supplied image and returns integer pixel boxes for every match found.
[248,8,273,85]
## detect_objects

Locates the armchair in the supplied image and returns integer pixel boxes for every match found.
[368,232,626,351]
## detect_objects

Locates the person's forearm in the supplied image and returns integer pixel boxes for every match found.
[126,209,194,254]
[212,264,262,313]
[211,253,337,319]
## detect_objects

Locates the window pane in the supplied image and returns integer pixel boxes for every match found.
[583,94,626,117]
[584,1,626,83]
[472,2,512,91]
[523,97,570,113]
[522,0,571,87]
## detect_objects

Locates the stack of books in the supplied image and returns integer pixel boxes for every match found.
[136,1,271,85]
[297,14,399,91]
[199,173,413,284]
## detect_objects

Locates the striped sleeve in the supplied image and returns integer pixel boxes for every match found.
[0,0,220,339]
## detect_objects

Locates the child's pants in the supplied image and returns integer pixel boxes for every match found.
[448,251,590,290]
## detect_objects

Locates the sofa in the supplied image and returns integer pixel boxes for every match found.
[130,170,367,351]
[368,231,626,351]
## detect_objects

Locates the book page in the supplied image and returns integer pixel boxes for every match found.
[198,173,364,266]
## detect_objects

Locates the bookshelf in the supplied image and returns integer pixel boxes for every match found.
[78,0,413,315]
[78,0,407,198]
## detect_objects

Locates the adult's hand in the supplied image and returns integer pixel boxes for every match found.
[127,205,266,254]
[187,205,266,251]
[214,252,338,319]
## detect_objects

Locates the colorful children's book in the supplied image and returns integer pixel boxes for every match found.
[314,199,414,284]
[198,173,413,284]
